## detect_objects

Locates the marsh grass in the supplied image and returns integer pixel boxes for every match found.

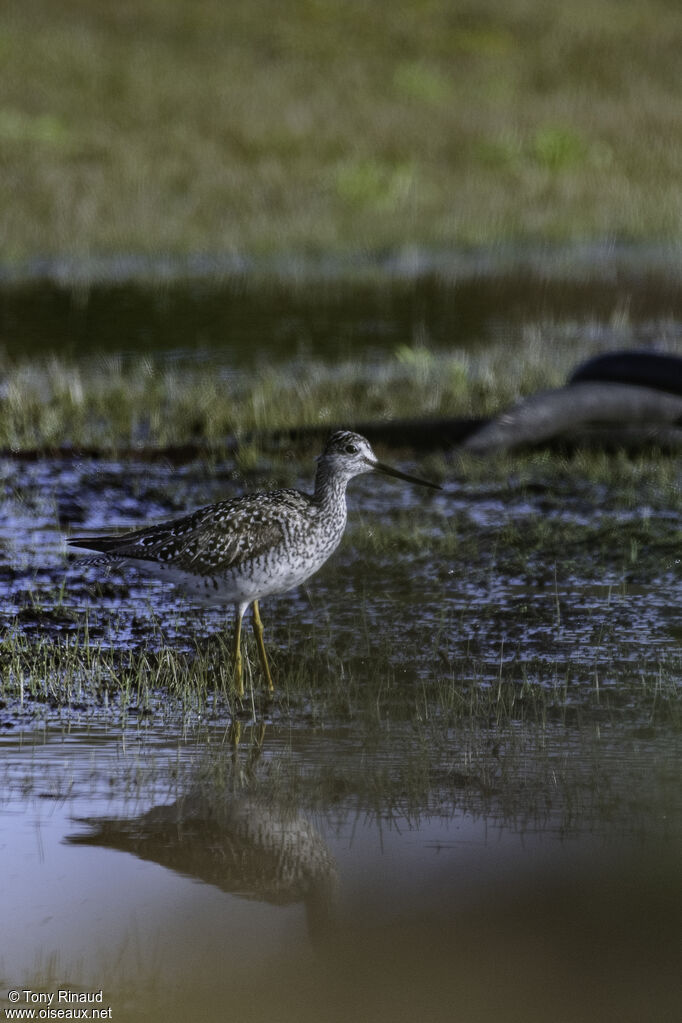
[2,327,681,452]
[1,557,680,847]
[0,339,531,451]
[4,622,677,839]
[2,434,679,741]
[2,582,679,736]
[2,0,681,259]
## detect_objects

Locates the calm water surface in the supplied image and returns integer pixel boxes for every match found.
[3,250,682,363]
[1,717,680,1023]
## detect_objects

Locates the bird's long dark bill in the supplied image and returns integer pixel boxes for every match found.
[369,459,442,490]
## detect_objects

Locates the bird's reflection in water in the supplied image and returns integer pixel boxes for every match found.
[67,723,338,942]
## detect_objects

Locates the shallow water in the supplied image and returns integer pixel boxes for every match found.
[1,266,681,1019]
[1,452,681,1018]
[3,249,682,364]
[2,454,680,679]
[1,717,680,1023]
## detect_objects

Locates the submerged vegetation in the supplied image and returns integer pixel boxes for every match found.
[1,435,680,741]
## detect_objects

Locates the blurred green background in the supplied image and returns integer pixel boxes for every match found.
[2,0,681,262]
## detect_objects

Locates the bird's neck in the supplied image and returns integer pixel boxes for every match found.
[312,463,349,512]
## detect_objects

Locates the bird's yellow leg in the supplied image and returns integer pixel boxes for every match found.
[252,600,274,694]
[227,719,242,775]
[232,607,245,698]
[228,719,242,749]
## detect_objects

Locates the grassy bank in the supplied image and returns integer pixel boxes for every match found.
[2,328,681,453]
[0,337,546,451]
[2,0,681,261]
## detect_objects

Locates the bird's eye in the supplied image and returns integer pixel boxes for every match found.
[345,443,358,454]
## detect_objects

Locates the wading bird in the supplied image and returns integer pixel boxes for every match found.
[69,431,441,696]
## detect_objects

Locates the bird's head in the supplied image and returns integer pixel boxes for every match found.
[318,430,441,489]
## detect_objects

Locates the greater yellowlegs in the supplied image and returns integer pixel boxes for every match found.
[69,430,441,696]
